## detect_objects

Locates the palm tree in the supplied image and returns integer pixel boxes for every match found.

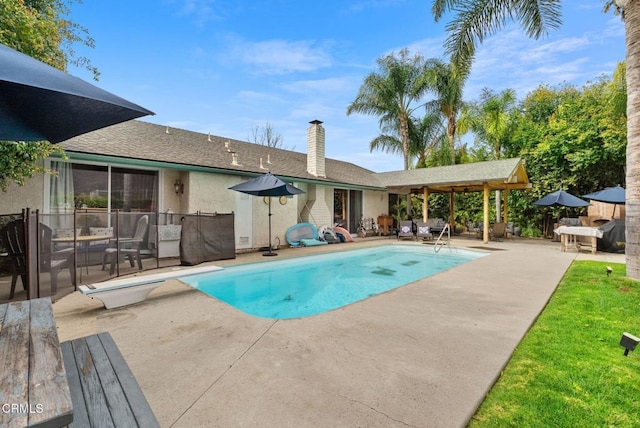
[421,58,469,164]
[470,88,517,159]
[409,114,446,168]
[431,0,562,72]
[469,88,517,221]
[431,0,640,279]
[347,49,430,170]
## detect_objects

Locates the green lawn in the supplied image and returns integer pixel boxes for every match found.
[469,261,640,427]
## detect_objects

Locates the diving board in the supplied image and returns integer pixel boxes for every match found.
[79,265,224,309]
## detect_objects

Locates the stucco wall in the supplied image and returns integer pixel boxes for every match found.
[363,189,388,221]
[2,173,44,214]
[162,170,184,214]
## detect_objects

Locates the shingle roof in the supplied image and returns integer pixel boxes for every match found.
[60,120,385,189]
[376,158,529,193]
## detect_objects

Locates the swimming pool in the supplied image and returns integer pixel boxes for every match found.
[181,245,486,319]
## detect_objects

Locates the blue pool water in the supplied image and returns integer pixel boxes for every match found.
[181,245,486,319]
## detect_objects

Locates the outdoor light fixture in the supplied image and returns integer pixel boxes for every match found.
[607,266,613,277]
[620,332,639,356]
[174,178,184,195]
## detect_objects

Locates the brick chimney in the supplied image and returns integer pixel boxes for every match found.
[307,120,326,178]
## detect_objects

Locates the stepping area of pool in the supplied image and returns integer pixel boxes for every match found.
[52,238,622,427]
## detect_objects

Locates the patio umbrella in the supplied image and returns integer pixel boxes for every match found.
[583,185,626,218]
[533,190,589,238]
[229,172,304,256]
[533,190,590,208]
[0,42,154,143]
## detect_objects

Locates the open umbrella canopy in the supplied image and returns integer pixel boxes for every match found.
[229,172,304,197]
[533,190,590,208]
[0,43,154,143]
[583,186,626,205]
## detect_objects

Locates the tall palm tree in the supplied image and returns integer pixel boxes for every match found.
[469,88,517,221]
[431,1,640,279]
[347,49,430,170]
[421,58,469,164]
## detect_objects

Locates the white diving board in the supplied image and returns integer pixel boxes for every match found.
[79,265,224,309]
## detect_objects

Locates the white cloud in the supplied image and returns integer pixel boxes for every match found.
[174,0,228,26]
[466,26,620,99]
[227,37,333,75]
[236,90,284,103]
[281,77,353,94]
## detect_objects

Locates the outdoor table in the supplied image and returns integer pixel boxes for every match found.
[554,226,603,254]
[52,234,112,281]
[0,298,73,427]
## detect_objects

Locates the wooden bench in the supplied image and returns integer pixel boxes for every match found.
[0,298,73,428]
[61,332,159,427]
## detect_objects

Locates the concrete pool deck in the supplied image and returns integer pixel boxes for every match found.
[52,237,625,427]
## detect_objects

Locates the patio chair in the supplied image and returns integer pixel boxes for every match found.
[415,221,433,241]
[102,215,149,275]
[397,220,415,240]
[0,220,76,299]
[505,222,514,239]
[40,224,76,294]
[491,222,507,241]
[466,221,480,239]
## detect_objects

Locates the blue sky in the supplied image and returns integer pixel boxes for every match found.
[68,1,625,173]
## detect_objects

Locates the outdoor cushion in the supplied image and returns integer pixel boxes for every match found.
[89,227,113,245]
[299,238,328,247]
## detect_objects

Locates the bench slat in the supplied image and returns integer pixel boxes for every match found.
[96,333,159,427]
[28,298,73,428]
[61,341,91,428]
[0,301,30,428]
[72,338,115,428]
[85,334,138,426]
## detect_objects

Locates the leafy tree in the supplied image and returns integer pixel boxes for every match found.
[347,49,430,171]
[0,0,98,77]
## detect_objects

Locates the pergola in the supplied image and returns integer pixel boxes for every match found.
[376,158,532,243]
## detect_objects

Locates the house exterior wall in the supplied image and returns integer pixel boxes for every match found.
[162,169,184,214]
[3,173,44,214]
[363,189,388,221]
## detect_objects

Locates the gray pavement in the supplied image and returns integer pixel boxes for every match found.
[53,237,624,427]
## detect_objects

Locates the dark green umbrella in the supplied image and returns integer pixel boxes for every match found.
[0,42,153,143]
[533,190,589,208]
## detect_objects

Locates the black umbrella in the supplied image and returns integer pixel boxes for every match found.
[584,186,626,218]
[534,190,589,238]
[533,190,590,208]
[229,173,304,256]
[0,42,153,143]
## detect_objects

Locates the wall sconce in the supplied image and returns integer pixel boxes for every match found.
[174,178,184,195]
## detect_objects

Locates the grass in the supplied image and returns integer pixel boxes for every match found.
[469,261,640,427]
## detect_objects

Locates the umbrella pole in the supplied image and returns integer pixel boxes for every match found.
[264,197,277,256]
